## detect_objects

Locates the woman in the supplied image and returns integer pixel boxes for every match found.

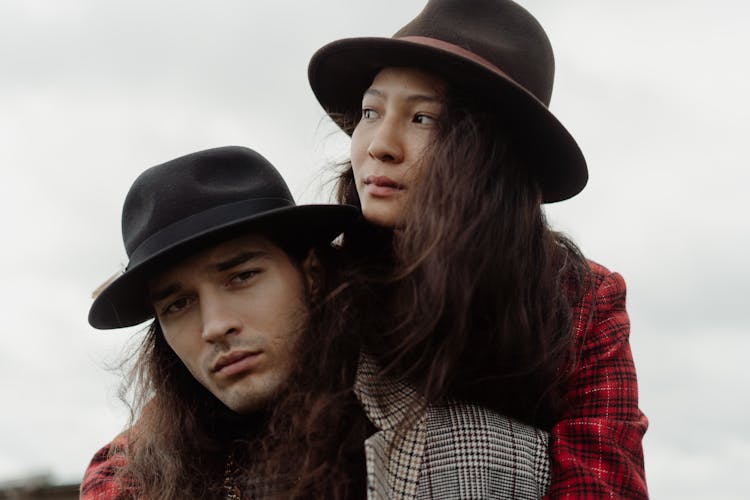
[308,0,648,498]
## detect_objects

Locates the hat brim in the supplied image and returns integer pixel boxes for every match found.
[308,37,587,203]
[89,204,358,330]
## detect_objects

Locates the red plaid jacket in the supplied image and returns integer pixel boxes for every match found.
[80,261,647,499]
[80,433,128,499]
[544,262,648,499]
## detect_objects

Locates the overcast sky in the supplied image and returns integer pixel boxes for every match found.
[0,1,748,498]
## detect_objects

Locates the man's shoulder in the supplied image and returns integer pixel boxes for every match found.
[80,434,129,500]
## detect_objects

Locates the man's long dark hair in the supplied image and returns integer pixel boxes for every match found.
[113,243,371,499]
[333,90,590,430]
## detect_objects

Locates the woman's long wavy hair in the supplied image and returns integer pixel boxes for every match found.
[334,86,590,430]
[113,243,370,499]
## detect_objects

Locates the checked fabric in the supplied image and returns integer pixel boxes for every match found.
[355,353,551,499]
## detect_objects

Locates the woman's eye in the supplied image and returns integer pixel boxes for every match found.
[413,113,436,125]
[362,108,379,120]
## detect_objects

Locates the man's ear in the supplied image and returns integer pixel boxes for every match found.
[302,249,323,302]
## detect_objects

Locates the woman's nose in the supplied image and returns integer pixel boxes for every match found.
[367,118,404,164]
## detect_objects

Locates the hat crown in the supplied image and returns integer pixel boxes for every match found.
[122,146,292,258]
[90,146,356,329]
[394,0,554,105]
[307,0,587,203]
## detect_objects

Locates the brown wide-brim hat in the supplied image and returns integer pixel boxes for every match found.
[308,0,587,203]
[89,146,357,330]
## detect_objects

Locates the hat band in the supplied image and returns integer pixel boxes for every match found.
[127,197,293,270]
[397,35,533,102]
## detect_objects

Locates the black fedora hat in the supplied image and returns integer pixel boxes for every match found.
[308,0,587,203]
[89,146,357,330]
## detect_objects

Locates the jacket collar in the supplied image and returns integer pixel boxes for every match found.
[353,351,426,431]
[353,352,427,499]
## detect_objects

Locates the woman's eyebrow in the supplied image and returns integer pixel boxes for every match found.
[405,94,442,104]
[363,88,383,99]
[364,87,441,104]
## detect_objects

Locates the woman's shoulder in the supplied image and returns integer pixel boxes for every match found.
[573,259,627,307]
[584,259,625,288]
[564,257,626,319]
[570,259,630,350]
[584,260,626,307]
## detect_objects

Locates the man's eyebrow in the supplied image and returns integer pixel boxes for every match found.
[214,250,268,272]
[149,251,268,304]
[150,283,181,304]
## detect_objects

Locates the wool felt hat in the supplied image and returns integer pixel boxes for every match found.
[89,146,357,330]
[308,0,587,203]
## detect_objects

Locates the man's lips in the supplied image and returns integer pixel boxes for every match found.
[212,351,262,376]
[363,175,404,196]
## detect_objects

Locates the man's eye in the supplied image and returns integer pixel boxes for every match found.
[362,108,379,120]
[164,297,192,315]
[230,270,259,284]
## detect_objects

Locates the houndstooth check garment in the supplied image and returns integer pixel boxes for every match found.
[355,353,551,500]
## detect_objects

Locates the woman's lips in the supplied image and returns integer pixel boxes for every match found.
[212,351,262,377]
[364,175,404,197]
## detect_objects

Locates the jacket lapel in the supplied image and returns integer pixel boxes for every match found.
[355,353,426,500]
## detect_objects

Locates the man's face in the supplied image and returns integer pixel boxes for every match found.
[149,234,310,414]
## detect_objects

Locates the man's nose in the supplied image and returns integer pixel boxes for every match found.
[200,293,241,343]
[367,117,404,164]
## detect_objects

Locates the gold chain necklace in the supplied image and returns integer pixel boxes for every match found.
[222,452,242,500]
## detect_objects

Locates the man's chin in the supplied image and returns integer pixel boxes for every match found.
[218,386,279,416]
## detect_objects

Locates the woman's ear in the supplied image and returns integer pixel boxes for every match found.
[302,249,323,302]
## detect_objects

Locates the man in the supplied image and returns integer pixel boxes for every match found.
[82,146,551,499]
[83,146,370,499]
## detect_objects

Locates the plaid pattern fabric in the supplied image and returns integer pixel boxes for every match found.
[356,353,551,500]
[417,403,550,499]
[79,434,128,499]
[355,353,427,499]
[545,262,649,499]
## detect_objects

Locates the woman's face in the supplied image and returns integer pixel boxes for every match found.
[350,67,446,227]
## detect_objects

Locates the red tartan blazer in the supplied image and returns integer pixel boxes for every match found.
[80,261,648,499]
[545,261,649,499]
